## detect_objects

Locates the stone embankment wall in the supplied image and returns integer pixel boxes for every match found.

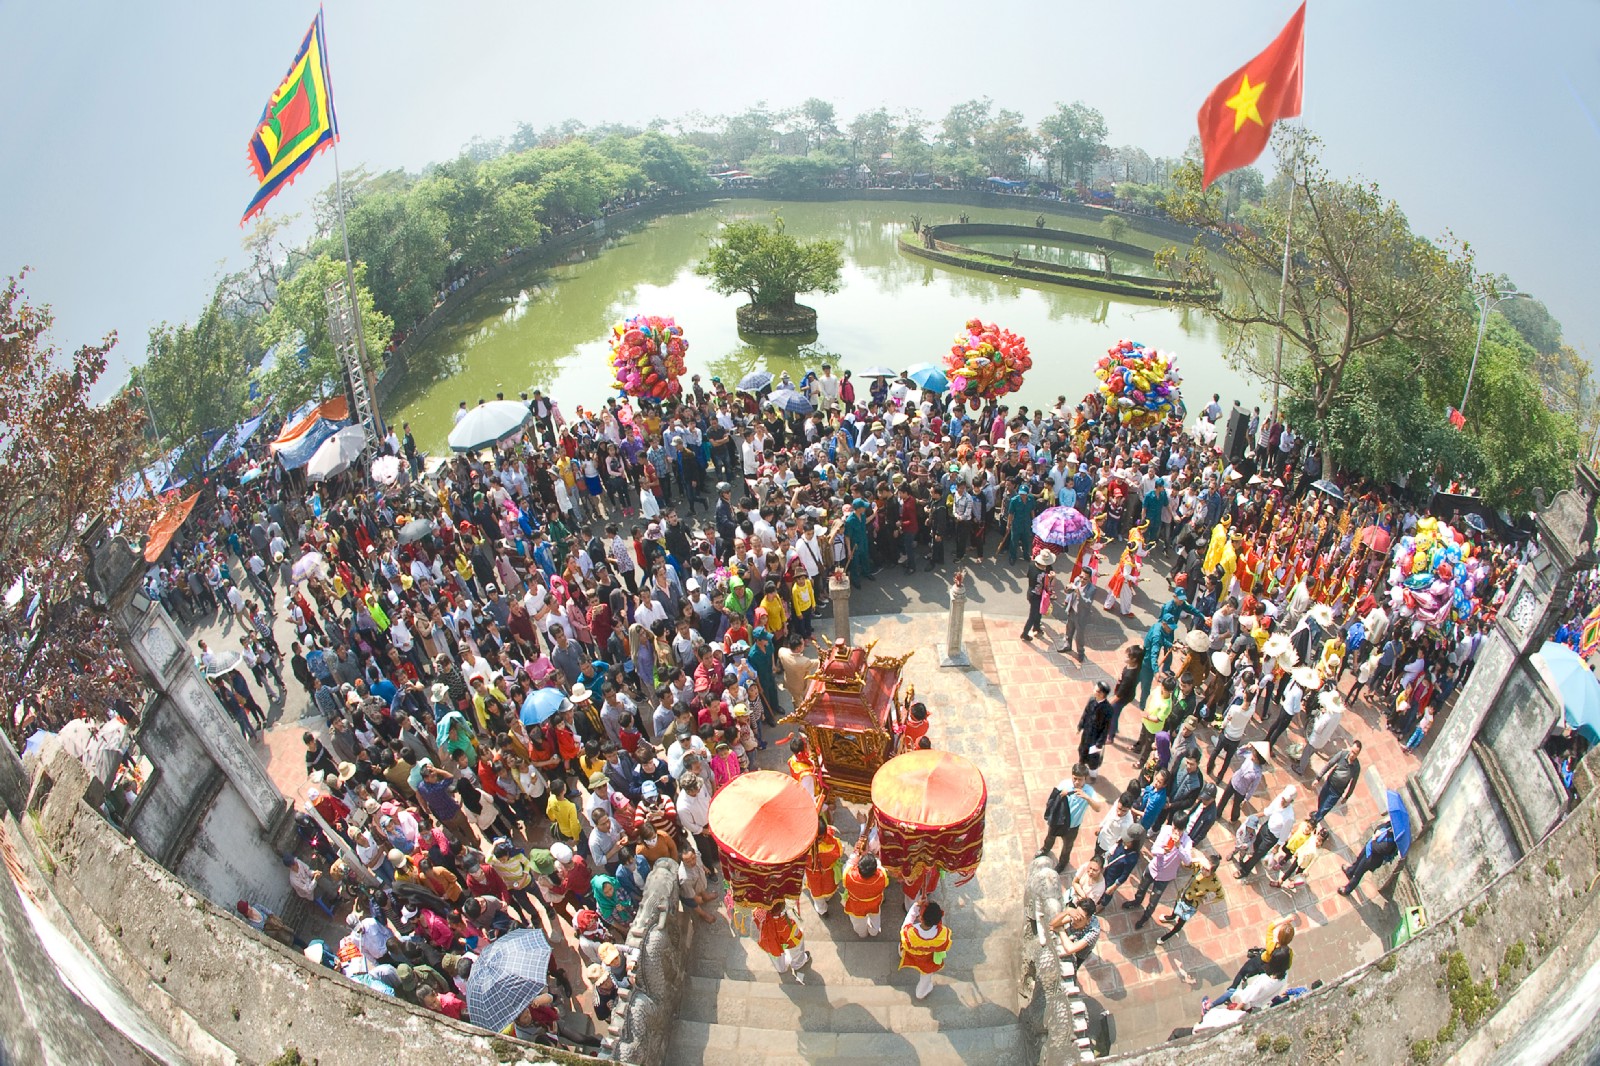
[16,748,597,1066]
[1081,758,1600,1066]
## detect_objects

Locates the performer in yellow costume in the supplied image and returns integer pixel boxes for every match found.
[1201,515,1232,575]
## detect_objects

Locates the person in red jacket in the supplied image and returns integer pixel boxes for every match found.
[842,851,890,938]
[806,818,844,916]
[755,900,810,982]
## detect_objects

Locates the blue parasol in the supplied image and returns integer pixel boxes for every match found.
[737,371,774,393]
[860,366,896,378]
[1539,641,1600,745]
[520,688,567,726]
[903,363,948,393]
[1385,790,1412,857]
[1309,479,1345,502]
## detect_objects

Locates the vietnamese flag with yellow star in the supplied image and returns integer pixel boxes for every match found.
[1197,2,1306,188]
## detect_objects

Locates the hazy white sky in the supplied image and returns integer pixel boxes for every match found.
[3,0,1597,385]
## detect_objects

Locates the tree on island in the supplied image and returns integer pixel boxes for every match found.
[696,216,843,332]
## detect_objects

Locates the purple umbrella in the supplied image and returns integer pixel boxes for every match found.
[1032,506,1092,547]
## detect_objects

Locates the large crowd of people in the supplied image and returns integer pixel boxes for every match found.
[118,355,1563,1047]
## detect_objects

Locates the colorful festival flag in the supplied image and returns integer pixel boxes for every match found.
[242,11,338,223]
[1197,2,1306,188]
[1579,604,1600,660]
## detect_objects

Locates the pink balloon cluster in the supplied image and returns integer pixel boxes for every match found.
[945,318,1032,400]
[609,314,688,401]
[1386,516,1487,629]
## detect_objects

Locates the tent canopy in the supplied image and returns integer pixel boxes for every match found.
[143,493,200,562]
[271,397,350,453]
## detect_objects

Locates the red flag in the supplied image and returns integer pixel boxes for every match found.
[1197,3,1306,188]
[1448,406,1466,430]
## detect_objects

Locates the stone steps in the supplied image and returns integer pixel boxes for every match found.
[669,1019,1027,1066]
[676,974,1021,1032]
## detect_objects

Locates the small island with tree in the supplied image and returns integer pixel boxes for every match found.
[695,215,844,334]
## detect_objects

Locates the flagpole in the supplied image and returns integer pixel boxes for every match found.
[1268,134,1298,425]
[323,7,383,442]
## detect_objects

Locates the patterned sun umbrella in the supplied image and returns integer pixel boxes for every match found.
[767,388,815,414]
[465,929,552,1034]
[1032,505,1093,547]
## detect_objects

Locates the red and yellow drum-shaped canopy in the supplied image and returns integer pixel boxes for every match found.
[871,750,986,829]
[708,770,819,908]
[871,750,987,883]
[708,770,818,865]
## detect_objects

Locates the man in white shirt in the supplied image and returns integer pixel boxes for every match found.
[812,364,841,411]
[794,526,827,580]
[1093,792,1136,864]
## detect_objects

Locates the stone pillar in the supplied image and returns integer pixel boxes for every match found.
[939,569,971,668]
[829,569,853,647]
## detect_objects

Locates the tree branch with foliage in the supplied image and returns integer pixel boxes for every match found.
[0,273,148,739]
[1157,134,1476,475]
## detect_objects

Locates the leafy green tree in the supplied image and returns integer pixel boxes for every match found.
[721,106,779,163]
[748,152,845,191]
[1037,102,1108,184]
[344,184,450,328]
[939,98,993,151]
[847,107,897,168]
[1158,135,1476,475]
[1101,215,1129,243]
[975,108,1036,177]
[894,118,933,177]
[259,255,393,409]
[932,145,986,182]
[798,98,840,152]
[1284,342,1478,493]
[695,216,844,311]
[141,292,254,480]
[1464,317,1579,506]
[1498,294,1563,357]
[596,131,711,193]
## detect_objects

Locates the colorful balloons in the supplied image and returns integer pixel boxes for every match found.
[1093,339,1183,428]
[944,318,1032,401]
[1386,516,1487,630]
[609,314,688,402]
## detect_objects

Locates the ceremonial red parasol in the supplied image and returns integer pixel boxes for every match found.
[871,750,986,887]
[707,771,819,907]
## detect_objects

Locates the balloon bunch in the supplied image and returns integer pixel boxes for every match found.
[609,314,688,402]
[945,318,1032,401]
[1386,516,1487,629]
[1094,339,1183,428]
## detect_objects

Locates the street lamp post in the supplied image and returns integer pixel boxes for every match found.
[1461,289,1532,417]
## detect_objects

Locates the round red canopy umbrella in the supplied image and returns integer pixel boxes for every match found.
[1359,525,1393,554]
[708,770,818,907]
[871,750,986,886]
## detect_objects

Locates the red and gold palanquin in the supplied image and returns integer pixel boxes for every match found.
[707,771,818,908]
[781,640,913,803]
